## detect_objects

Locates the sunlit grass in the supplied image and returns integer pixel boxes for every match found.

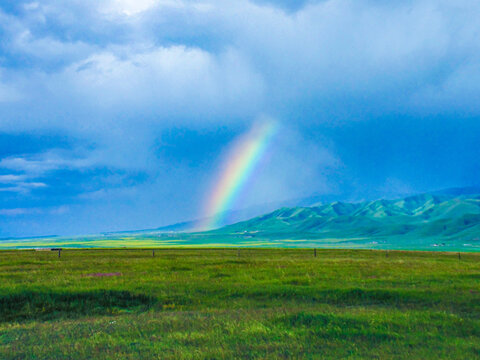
[0,249,479,359]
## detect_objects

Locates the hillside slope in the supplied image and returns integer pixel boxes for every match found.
[217,193,480,246]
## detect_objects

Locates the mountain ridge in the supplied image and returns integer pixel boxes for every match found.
[214,191,480,244]
[156,186,480,232]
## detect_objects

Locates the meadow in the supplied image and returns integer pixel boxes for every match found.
[0,248,479,359]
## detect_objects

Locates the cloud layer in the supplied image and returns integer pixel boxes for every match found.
[1,0,479,236]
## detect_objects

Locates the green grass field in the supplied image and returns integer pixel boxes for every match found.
[1,249,479,359]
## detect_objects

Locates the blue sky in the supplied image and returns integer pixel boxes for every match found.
[0,0,479,237]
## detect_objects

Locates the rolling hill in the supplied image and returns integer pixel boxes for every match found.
[213,192,480,250]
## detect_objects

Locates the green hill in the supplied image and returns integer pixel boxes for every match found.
[214,193,480,250]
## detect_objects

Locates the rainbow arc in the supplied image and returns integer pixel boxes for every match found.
[199,120,279,230]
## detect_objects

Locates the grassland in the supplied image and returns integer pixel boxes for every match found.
[0,230,478,251]
[1,249,479,359]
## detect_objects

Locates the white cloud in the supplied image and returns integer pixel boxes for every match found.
[0,173,46,194]
[57,45,265,116]
[12,30,94,61]
[0,182,47,194]
[101,0,170,16]
[0,174,27,183]
[1,0,479,129]
[0,152,75,175]
[0,150,95,182]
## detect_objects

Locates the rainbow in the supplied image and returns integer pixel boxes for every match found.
[200,120,279,230]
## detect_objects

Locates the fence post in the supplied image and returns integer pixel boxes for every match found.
[152,249,155,257]
[314,248,317,257]
[237,248,240,257]
[386,250,389,258]
[58,249,61,258]
[458,252,461,260]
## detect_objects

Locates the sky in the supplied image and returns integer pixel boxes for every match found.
[0,0,480,237]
